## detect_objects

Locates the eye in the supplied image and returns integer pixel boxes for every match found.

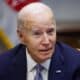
[32,30,43,38]
[47,28,55,35]
[33,31,42,35]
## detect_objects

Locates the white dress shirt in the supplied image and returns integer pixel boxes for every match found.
[26,48,51,80]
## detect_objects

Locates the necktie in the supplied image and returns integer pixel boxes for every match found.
[34,64,43,80]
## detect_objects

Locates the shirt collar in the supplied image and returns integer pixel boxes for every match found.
[41,59,51,70]
[26,48,51,72]
[26,49,36,72]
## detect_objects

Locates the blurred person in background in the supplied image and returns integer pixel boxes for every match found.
[0,2,80,80]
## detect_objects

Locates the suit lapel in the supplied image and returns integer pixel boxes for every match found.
[48,44,65,80]
[12,44,27,80]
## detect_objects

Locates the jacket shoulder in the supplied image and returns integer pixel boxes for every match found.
[0,44,25,72]
[56,41,80,65]
[56,41,80,55]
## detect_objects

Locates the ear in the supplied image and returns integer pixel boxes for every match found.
[17,29,24,44]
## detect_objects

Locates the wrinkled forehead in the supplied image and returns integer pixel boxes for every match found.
[23,13,56,31]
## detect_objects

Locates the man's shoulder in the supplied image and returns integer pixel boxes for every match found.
[0,44,25,72]
[56,41,80,63]
[0,44,25,63]
[0,44,24,74]
[56,41,80,55]
[50,42,80,80]
[0,44,23,55]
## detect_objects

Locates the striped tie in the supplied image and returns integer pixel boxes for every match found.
[34,64,43,80]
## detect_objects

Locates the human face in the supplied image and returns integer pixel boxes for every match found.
[18,11,56,63]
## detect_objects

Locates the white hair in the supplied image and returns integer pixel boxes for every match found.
[17,2,54,30]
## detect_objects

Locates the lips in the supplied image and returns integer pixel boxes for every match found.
[39,47,52,52]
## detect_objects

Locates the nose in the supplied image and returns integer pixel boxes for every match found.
[41,33,50,45]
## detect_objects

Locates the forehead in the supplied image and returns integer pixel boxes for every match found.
[23,12,56,30]
[30,24,56,33]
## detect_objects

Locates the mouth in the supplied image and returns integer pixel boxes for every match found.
[39,47,53,52]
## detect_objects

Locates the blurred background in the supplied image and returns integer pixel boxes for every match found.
[0,0,80,53]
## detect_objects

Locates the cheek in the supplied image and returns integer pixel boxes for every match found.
[30,40,40,49]
[52,33,56,41]
[54,35,56,42]
[24,37,39,49]
[50,34,56,42]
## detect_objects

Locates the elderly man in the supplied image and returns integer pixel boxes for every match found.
[0,2,80,80]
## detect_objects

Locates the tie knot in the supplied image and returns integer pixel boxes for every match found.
[35,64,44,71]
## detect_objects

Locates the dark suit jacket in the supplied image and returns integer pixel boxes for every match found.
[0,41,80,80]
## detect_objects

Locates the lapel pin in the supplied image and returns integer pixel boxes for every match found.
[56,70,62,73]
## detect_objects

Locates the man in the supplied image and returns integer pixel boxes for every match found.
[0,2,80,80]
